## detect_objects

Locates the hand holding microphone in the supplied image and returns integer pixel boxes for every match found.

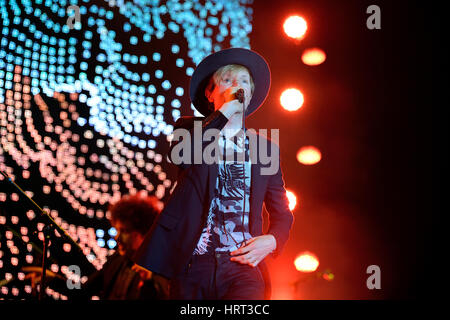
[230,88,245,116]
[219,87,246,119]
[235,88,245,104]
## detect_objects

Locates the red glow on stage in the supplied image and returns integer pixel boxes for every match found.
[296,146,321,165]
[286,189,298,211]
[301,48,327,66]
[294,251,319,272]
[280,88,304,111]
[283,15,307,40]
[322,270,335,281]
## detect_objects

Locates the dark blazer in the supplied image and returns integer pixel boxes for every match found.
[134,110,294,298]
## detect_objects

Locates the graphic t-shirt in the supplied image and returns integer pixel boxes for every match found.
[193,130,252,255]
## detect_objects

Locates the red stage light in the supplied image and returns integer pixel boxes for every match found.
[286,189,298,211]
[296,146,321,165]
[322,270,335,281]
[283,15,307,40]
[294,251,319,272]
[302,48,327,66]
[280,88,304,111]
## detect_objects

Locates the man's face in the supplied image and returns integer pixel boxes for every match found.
[111,220,144,258]
[209,68,253,112]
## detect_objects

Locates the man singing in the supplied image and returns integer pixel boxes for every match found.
[134,48,294,299]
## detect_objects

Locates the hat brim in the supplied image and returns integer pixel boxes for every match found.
[189,48,271,117]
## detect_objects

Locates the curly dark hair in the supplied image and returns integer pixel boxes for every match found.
[108,194,162,235]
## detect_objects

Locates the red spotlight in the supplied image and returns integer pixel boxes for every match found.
[283,15,308,40]
[296,146,321,165]
[286,189,298,211]
[280,88,304,111]
[301,48,327,66]
[322,270,335,281]
[294,251,319,273]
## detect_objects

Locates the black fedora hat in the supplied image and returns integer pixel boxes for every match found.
[189,47,271,117]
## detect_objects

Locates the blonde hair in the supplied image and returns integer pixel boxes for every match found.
[205,64,255,99]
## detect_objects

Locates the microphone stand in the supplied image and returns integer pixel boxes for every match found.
[242,95,247,247]
[0,169,92,300]
[235,89,247,247]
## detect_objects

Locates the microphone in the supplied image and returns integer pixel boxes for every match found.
[235,88,245,104]
[234,88,247,248]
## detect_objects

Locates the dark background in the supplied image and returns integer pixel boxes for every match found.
[248,0,433,299]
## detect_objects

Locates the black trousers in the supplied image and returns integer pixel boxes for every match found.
[169,252,265,300]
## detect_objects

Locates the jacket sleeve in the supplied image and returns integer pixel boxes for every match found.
[167,110,229,170]
[264,147,294,258]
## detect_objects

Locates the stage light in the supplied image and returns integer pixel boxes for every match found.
[294,251,319,272]
[297,146,322,165]
[97,239,106,247]
[20,227,27,235]
[280,88,304,111]
[25,255,33,264]
[26,210,35,220]
[107,239,117,249]
[95,229,104,238]
[11,257,18,266]
[171,44,180,54]
[286,189,298,211]
[108,227,117,237]
[301,48,326,66]
[186,67,194,76]
[322,270,335,281]
[1,0,254,300]
[283,15,307,40]
[11,287,19,296]
[176,58,184,67]
[63,243,71,253]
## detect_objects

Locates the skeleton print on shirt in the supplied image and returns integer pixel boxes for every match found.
[193,131,252,255]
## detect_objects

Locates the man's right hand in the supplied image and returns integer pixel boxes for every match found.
[217,86,245,119]
[219,99,244,119]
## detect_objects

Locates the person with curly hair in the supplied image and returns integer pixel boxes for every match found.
[82,193,168,300]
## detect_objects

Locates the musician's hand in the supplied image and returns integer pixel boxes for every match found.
[229,234,277,267]
[131,263,152,281]
[132,264,170,298]
[219,97,244,119]
[223,86,242,103]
